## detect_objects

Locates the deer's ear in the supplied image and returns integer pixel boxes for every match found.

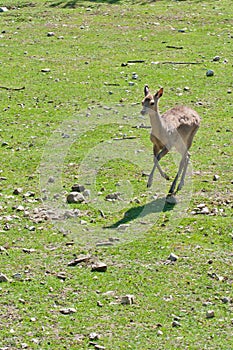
[155,87,163,98]
[144,85,150,96]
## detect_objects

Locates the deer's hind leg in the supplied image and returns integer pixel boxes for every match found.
[167,151,190,196]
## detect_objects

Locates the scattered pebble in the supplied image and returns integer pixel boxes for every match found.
[213,56,220,61]
[89,332,100,340]
[206,69,214,77]
[72,184,85,192]
[121,295,135,305]
[105,192,121,201]
[172,320,181,327]
[47,32,55,37]
[0,7,8,12]
[60,308,77,315]
[96,242,114,247]
[13,188,23,195]
[15,205,25,212]
[222,297,230,304]
[0,273,9,282]
[68,255,91,266]
[67,192,85,204]
[41,68,51,73]
[91,262,107,272]
[168,253,179,262]
[132,73,138,79]
[213,174,220,181]
[206,310,215,319]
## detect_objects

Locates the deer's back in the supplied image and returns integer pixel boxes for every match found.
[162,106,201,131]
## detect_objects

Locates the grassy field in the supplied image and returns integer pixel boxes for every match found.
[0,0,232,349]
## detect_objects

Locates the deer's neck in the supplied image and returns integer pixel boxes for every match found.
[149,108,164,138]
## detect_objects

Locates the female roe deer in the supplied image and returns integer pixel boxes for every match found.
[141,85,200,203]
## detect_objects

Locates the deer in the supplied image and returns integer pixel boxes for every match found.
[141,85,200,203]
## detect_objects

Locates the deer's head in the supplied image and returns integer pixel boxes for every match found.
[141,85,163,116]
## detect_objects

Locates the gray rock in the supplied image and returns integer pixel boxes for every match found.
[121,295,135,305]
[105,192,121,201]
[13,188,23,195]
[206,310,215,318]
[67,192,85,204]
[168,253,178,262]
[0,7,8,12]
[91,262,107,272]
[71,184,85,192]
[213,174,220,181]
[213,56,220,61]
[0,273,9,282]
[60,308,77,315]
[89,332,100,340]
[206,69,214,77]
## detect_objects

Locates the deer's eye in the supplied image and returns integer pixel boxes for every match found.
[150,101,155,106]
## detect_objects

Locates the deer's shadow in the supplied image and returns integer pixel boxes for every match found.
[105,197,176,229]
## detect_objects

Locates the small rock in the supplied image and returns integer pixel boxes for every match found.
[132,73,138,80]
[47,32,55,37]
[57,272,67,281]
[91,262,107,272]
[60,308,77,315]
[172,320,181,327]
[67,192,85,204]
[67,255,91,266]
[96,242,114,247]
[48,176,55,183]
[13,188,23,195]
[0,273,9,282]
[41,68,51,73]
[0,7,8,12]
[222,297,230,304]
[12,273,22,280]
[129,81,135,86]
[15,205,25,212]
[71,184,85,192]
[213,56,220,61]
[168,253,178,262]
[206,310,215,319]
[105,192,121,201]
[157,330,163,336]
[94,346,105,350]
[89,332,100,340]
[200,207,209,215]
[121,295,135,305]
[206,69,214,77]
[80,219,87,225]
[213,174,220,181]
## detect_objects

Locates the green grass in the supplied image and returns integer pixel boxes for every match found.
[0,0,232,349]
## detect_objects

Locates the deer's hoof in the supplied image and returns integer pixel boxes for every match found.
[166,195,178,205]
